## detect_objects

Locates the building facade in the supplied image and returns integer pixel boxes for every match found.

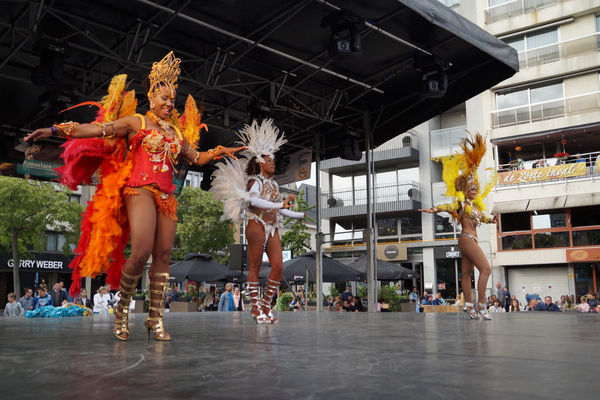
[319,0,600,304]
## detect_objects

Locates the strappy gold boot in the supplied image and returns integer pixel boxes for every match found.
[261,278,279,324]
[113,271,142,341]
[145,272,171,341]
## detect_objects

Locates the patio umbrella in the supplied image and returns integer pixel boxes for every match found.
[279,251,363,283]
[348,255,420,281]
[170,253,233,282]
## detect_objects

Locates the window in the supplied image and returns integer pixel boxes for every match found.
[500,212,531,232]
[46,232,73,252]
[400,214,422,236]
[378,218,398,237]
[494,82,564,127]
[504,28,559,67]
[67,194,81,204]
[571,206,600,227]
[531,210,566,229]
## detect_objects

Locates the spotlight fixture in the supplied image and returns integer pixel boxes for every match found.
[338,127,361,161]
[321,9,364,59]
[515,146,522,151]
[246,100,273,121]
[414,54,450,99]
[31,38,75,91]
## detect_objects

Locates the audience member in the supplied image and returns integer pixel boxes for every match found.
[18,288,34,311]
[172,288,181,303]
[503,286,511,311]
[523,298,538,311]
[508,299,520,312]
[576,295,590,313]
[33,285,53,309]
[203,287,216,311]
[495,282,506,309]
[377,298,384,312]
[218,283,235,312]
[533,296,561,312]
[291,293,305,311]
[50,283,68,307]
[586,293,599,308]
[488,299,505,313]
[421,296,432,306]
[341,286,353,303]
[233,286,245,311]
[525,293,542,303]
[5,293,24,316]
[354,296,365,312]
[409,286,420,313]
[75,289,93,308]
[555,295,568,309]
[93,286,111,314]
[343,299,357,312]
[105,284,117,309]
[453,292,463,307]
[432,293,446,305]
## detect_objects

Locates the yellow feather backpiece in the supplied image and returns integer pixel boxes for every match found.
[179,95,207,149]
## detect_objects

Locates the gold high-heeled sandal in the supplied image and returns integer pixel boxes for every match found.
[113,271,142,341]
[145,272,171,341]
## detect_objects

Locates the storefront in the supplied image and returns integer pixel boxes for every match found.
[567,247,600,298]
[0,252,75,308]
[434,246,473,299]
[506,264,570,306]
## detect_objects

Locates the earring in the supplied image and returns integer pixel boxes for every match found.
[150,102,155,109]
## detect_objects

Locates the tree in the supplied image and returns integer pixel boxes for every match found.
[281,189,315,257]
[173,186,236,264]
[0,177,84,295]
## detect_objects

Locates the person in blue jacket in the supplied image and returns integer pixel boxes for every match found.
[33,286,53,309]
[534,296,562,312]
[218,283,235,312]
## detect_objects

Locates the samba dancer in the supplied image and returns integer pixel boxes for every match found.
[26,52,245,340]
[419,133,498,320]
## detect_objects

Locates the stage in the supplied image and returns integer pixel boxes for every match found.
[1,311,597,399]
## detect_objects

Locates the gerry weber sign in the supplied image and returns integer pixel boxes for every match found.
[0,252,73,273]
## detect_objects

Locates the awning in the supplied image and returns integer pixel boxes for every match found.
[491,200,530,214]
[493,194,600,214]
[564,193,600,208]
[528,196,567,211]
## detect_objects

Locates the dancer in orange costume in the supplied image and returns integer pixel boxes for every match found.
[26,52,245,340]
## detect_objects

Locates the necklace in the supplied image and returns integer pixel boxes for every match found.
[146,111,171,134]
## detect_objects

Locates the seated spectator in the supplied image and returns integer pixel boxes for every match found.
[523,298,538,311]
[5,293,24,316]
[525,293,542,303]
[33,285,53,309]
[508,299,521,312]
[74,289,93,308]
[590,304,600,313]
[164,296,172,310]
[93,286,111,314]
[488,299,505,313]
[555,295,568,309]
[291,293,305,311]
[587,293,599,309]
[576,296,590,313]
[534,296,561,312]
[377,298,384,312]
[575,153,585,163]
[487,296,494,308]
[421,296,432,306]
[431,293,446,305]
[354,296,364,312]
[453,292,463,307]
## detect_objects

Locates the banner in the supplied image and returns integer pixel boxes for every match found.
[499,162,586,184]
[566,248,600,262]
[274,149,312,185]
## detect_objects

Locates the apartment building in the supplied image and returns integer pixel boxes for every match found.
[320,0,600,304]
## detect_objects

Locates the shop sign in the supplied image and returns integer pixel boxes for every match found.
[16,159,61,179]
[7,259,64,270]
[274,150,312,185]
[566,248,600,262]
[499,162,585,185]
[434,246,461,259]
[438,283,446,290]
[376,243,407,261]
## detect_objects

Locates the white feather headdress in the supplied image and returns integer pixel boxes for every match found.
[236,119,287,163]
[209,158,249,225]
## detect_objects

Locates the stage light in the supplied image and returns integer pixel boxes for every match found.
[31,38,75,92]
[338,128,361,161]
[321,9,364,59]
[414,54,450,99]
[515,146,522,151]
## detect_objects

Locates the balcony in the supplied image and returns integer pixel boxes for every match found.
[516,32,600,69]
[320,131,419,174]
[484,0,563,24]
[491,91,600,129]
[430,125,467,158]
[321,181,420,219]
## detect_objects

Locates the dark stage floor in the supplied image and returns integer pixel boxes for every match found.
[1,311,598,400]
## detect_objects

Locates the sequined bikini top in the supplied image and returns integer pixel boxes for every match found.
[141,129,182,161]
[249,174,280,202]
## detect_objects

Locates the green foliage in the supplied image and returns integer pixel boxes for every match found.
[328,285,340,299]
[0,177,84,294]
[173,186,236,264]
[281,190,315,256]
[357,284,368,299]
[277,292,293,311]
[377,285,404,312]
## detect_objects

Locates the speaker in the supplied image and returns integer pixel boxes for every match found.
[339,137,361,161]
[229,244,247,271]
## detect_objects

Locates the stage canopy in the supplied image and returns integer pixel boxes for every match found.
[0,0,517,176]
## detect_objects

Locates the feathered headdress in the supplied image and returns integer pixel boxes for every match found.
[236,119,287,163]
[148,51,181,99]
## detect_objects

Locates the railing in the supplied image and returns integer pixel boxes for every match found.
[438,0,460,7]
[322,181,419,207]
[484,0,563,24]
[516,32,600,69]
[430,125,467,153]
[493,150,600,187]
[491,91,600,128]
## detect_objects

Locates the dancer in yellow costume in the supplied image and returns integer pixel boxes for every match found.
[26,52,245,340]
[419,133,498,320]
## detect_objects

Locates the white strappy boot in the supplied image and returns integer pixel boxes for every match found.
[463,302,479,319]
[261,278,279,324]
[247,282,269,324]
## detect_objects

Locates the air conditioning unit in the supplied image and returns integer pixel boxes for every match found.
[407,188,418,199]
[327,198,344,207]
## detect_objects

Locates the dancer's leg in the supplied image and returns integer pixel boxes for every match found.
[146,209,177,341]
[460,237,492,319]
[262,230,283,323]
[113,190,156,340]
[246,220,266,320]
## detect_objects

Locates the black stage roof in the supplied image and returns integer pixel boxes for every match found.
[0,0,517,172]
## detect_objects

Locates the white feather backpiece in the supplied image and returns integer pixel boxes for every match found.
[209,158,249,225]
[236,119,287,163]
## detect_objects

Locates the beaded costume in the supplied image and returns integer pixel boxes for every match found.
[55,52,207,297]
